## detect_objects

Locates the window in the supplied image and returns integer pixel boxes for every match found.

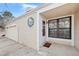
[42,21,45,36]
[48,16,71,39]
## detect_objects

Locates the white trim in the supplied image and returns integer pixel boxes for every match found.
[36,12,40,51]
[47,15,73,21]
[46,15,74,46]
[72,15,74,46]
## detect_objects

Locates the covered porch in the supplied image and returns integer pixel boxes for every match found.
[38,3,79,52]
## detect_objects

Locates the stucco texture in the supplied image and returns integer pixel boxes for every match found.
[74,11,79,50]
[16,12,38,50]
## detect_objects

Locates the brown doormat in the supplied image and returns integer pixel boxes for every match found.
[43,42,51,48]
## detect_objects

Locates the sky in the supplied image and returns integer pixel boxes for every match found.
[0,3,43,17]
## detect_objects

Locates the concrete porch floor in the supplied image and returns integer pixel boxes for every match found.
[0,37,79,56]
[40,43,79,56]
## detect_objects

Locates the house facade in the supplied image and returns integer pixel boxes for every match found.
[5,3,79,51]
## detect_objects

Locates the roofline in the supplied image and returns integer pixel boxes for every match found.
[15,3,51,20]
[6,3,52,25]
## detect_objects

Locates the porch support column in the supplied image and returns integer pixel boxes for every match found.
[36,12,40,51]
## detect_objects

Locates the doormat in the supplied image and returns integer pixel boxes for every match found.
[43,42,51,48]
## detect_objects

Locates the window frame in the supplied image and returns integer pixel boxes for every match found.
[42,21,45,36]
[48,16,72,39]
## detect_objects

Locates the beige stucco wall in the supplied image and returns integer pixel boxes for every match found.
[5,12,38,50]
[74,11,79,50]
[15,12,38,50]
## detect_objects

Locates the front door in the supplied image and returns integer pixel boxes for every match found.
[42,21,46,45]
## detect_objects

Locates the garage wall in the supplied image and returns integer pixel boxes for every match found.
[16,12,38,50]
[74,11,79,50]
[5,23,18,42]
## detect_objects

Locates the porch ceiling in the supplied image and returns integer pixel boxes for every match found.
[41,3,79,19]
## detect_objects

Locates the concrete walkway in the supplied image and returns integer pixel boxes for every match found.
[0,37,41,56]
[40,43,79,56]
[0,37,79,56]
